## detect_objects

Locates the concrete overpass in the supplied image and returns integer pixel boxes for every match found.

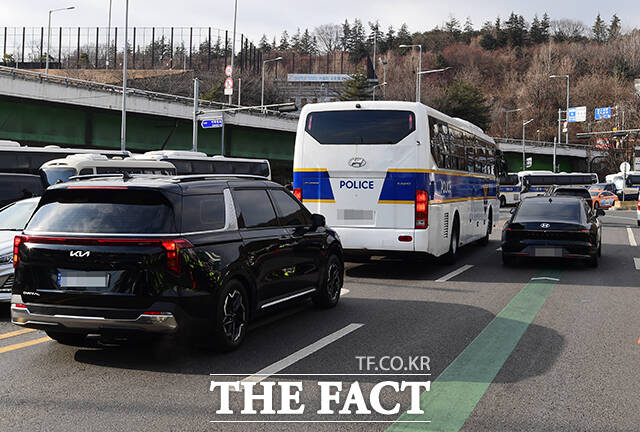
[0,66,604,181]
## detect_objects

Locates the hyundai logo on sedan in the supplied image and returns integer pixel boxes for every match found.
[348,157,366,168]
[69,250,90,258]
[540,223,551,229]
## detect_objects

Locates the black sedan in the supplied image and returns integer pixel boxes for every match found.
[502,196,603,267]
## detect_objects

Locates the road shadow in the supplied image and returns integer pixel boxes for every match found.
[0,304,10,322]
[70,297,564,386]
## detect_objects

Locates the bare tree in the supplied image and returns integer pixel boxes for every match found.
[314,24,342,53]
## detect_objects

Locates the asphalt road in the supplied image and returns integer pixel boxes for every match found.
[1,209,639,431]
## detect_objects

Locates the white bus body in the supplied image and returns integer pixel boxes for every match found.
[138,150,271,179]
[605,171,640,197]
[519,171,598,199]
[39,154,177,185]
[293,101,499,258]
[498,173,521,206]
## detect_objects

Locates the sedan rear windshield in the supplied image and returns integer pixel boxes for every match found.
[26,189,176,234]
[515,200,583,223]
[305,110,415,145]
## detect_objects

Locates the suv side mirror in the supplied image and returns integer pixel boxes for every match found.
[596,208,606,218]
[311,213,326,230]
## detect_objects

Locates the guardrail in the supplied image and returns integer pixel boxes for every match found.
[495,137,592,150]
[0,66,298,119]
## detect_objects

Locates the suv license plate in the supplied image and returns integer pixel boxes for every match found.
[58,271,108,288]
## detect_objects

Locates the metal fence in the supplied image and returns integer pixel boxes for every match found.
[0,26,263,72]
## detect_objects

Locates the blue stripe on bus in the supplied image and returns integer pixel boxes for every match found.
[499,186,521,192]
[293,170,335,201]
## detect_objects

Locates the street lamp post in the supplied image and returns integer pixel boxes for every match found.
[228,0,238,105]
[372,82,387,101]
[550,74,569,144]
[262,56,283,111]
[522,118,534,170]
[504,108,522,139]
[399,44,422,103]
[106,0,112,69]
[378,57,387,99]
[120,0,129,152]
[46,6,75,75]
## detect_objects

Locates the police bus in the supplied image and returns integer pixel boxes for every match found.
[498,173,521,206]
[137,151,271,179]
[293,101,500,262]
[520,171,598,199]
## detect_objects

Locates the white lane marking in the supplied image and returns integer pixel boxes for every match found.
[496,247,502,252]
[628,227,637,247]
[435,264,474,282]
[606,215,636,220]
[634,258,640,270]
[340,288,350,296]
[531,277,560,282]
[241,323,364,384]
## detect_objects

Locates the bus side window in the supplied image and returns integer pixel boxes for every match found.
[466,146,475,172]
[79,168,93,176]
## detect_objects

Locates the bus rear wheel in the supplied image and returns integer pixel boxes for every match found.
[479,211,492,246]
[442,219,459,265]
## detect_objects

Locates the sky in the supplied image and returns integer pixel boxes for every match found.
[2,0,638,44]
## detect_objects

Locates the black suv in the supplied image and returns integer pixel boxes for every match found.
[11,175,343,350]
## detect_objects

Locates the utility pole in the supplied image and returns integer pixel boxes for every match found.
[106,0,112,69]
[120,0,129,152]
[228,0,237,105]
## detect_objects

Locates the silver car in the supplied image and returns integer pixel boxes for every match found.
[0,198,39,302]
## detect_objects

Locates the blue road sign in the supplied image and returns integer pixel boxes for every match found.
[595,106,611,120]
[201,117,223,128]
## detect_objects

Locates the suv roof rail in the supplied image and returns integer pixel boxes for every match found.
[68,173,140,182]
[173,174,269,182]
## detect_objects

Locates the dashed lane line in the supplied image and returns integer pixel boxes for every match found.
[237,323,364,384]
[435,265,474,282]
[628,227,637,247]
[0,328,36,340]
[634,258,640,271]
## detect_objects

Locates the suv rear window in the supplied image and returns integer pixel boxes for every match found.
[553,189,590,199]
[27,189,176,234]
[181,195,226,232]
[515,199,583,223]
[305,110,415,145]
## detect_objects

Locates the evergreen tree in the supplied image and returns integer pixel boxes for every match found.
[437,79,491,130]
[444,16,462,40]
[462,17,474,43]
[299,29,316,54]
[367,20,384,50]
[530,15,543,44]
[495,17,508,47]
[540,13,551,42]
[292,28,302,51]
[341,20,352,51]
[396,23,412,47]
[383,25,396,52]
[339,68,370,101]
[349,19,368,61]
[279,30,290,50]
[259,34,271,52]
[505,12,527,47]
[272,36,277,50]
[608,14,621,40]
[592,14,607,43]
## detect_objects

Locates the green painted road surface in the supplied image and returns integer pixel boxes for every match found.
[388,269,563,432]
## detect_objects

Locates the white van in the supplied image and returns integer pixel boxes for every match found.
[39,154,177,186]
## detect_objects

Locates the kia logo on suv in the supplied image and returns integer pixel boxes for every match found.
[540,223,551,229]
[69,251,90,258]
[348,157,366,168]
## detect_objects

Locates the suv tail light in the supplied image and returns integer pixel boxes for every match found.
[13,236,24,269]
[161,239,193,274]
[415,190,428,229]
[293,188,302,201]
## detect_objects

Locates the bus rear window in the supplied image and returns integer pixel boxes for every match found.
[305,110,415,145]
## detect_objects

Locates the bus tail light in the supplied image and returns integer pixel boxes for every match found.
[293,188,302,201]
[415,190,428,229]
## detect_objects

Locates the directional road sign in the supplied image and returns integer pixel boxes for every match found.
[567,106,586,122]
[595,107,611,120]
[201,117,223,128]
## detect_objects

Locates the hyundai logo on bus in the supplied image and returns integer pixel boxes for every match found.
[339,179,374,189]
[348,157,367,168]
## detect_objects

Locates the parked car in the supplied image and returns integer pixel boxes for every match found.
[0,173,44,207]
[0,198,39,303]
[545,185,593,208]
[502,196,603,267]
[589,190,618,209]
[11,175,343,350]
